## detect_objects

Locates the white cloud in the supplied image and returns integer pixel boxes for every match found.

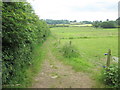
[27,0,119,21]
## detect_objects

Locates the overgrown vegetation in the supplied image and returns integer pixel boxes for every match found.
[103,65,120,88]
[50,39,93,72]
[61,43,79,58]
[2,2,50,86]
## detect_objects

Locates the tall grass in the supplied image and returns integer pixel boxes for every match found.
[61,43,79,58]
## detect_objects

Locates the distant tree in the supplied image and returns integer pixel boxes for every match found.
[92,21,101,28]
[82,21,92,24]
[73,20,77,22]
[100,21,117,28]
[45,19,70,24]
[116,17,120,26]
[92,20,117,28]
[106,19,109,21]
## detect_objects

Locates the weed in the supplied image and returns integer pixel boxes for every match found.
[103,65,119,87]
[61,43,80,58]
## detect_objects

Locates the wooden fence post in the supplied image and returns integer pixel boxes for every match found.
[69,41,72,45]
[106,49,111,67]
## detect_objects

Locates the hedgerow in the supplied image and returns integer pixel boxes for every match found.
[2,2,50,85]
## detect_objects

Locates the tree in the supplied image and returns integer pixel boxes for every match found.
[73,20,77,22]
[106,19,109,21]
[92,21,101,28]
[92,20,117,28]
[100,21,117,28]
[116,17,120,27]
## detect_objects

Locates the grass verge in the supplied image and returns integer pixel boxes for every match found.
[3,42,47,88]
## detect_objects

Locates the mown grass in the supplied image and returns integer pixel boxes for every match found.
[51,27,118,39]
[50,27,118,87]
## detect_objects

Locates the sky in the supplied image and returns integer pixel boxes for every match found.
[27,0,119,21]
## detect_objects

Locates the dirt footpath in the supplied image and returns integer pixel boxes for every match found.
[31,41,95,88]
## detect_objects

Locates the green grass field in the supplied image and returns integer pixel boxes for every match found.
[50,27,118,87]
[51,27,118,56]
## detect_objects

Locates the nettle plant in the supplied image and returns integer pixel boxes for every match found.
[103,65,119,87]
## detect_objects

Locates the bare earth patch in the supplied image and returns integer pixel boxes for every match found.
[31,42,95,88]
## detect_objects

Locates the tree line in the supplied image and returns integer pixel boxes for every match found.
[2,2,50,85]
[45,19,70,24]
[92,20,118,28]
[45,19,120,28]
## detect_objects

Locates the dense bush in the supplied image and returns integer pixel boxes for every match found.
[100,21,117,28]
[2,2,50,85]
[103,65,120,87]
[92,21,117,28]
